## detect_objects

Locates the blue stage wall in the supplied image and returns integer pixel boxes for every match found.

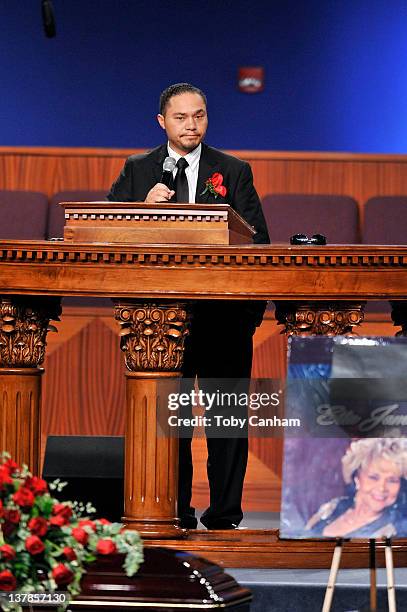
[1,1,407,152]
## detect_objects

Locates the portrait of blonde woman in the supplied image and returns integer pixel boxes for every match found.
[306,438,407,538]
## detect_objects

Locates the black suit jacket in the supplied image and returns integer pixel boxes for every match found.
[107,143,270,325]
[107,143,270,245]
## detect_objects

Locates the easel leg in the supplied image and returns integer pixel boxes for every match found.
[322,539,343,612]
[385,538,397,612]
[369,539,377,612]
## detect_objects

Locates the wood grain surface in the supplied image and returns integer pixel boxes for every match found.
[2,147,407,220]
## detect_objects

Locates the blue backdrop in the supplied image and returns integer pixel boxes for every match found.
[1,0,407,151]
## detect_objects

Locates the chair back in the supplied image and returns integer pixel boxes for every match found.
[48,190,107,238]
[0,190,48,239]
[262,194,360,244]
[362,196,407,244]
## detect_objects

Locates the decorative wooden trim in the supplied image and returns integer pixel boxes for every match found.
[3,147,407,214]
[4,146,407,163]
[1,244,407,302]
[61,203,255,245]
[0,146,144,158]
[64,211,230,223]
[274,301,365,335]
[114,302,190,372]
[0,243,407,267]
[145,530,407,569]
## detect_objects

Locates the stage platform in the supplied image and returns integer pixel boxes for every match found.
[227,567,407,611]
[165,513,407,609]
[145,512,407,571]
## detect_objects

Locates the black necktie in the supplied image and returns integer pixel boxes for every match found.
[174,158,189,203]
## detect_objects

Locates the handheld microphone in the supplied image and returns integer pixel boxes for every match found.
[160,157,176,189]
[42,0,56,38]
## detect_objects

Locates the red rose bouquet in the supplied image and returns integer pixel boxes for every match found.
[200,172,227,198]
[0,453,143,611]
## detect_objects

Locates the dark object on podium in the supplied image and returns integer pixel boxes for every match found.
[71,547,252,611]
[290,233,327,245]
[42,436,124,522]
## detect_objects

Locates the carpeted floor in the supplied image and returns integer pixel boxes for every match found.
[227,567,407,611]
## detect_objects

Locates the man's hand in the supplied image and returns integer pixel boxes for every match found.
[145,183,175,203]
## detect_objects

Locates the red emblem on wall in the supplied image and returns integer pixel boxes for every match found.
[238,67,265,93]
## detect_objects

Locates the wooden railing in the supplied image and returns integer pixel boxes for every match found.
[2,147,407,218]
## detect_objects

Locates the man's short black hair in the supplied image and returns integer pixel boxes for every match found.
[159,83,207,115]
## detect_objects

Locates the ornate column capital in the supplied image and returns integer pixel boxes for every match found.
[273,301,365,336]
[114,302,190,372]
[0,297,61,367]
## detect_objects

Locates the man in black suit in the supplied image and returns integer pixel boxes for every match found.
[108,83,270,530]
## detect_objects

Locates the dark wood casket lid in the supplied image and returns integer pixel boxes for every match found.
[69,547,252,610]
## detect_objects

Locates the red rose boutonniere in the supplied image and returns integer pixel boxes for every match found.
[201,172,227,199]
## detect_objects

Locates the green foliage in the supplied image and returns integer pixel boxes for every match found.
[0,457,143,612]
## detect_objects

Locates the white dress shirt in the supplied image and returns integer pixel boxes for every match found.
[167,143,202,203]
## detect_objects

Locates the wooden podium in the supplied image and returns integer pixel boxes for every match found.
[1,201,407,566]
[61,202,255,245]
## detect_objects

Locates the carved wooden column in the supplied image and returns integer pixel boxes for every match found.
[0,297,60,473]
[273,301,366,335]
[114,301,190,539]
